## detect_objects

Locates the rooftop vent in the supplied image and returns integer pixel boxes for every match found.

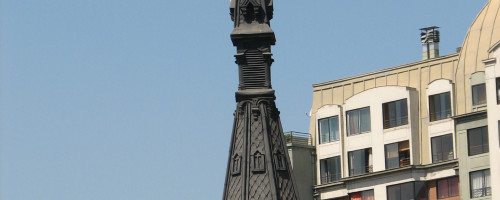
[420,26,440,60]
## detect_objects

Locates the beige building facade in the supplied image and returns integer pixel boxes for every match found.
[307,0,500,199]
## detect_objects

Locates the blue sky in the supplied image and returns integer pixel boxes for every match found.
[0,0,488,199]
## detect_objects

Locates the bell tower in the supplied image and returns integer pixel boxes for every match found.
[223,0,299,200]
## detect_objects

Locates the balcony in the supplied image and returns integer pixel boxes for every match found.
[284,131,313,147]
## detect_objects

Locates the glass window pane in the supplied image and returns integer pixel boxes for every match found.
[429,92,451,121]
[385,143,399,169]
[360,108,371,132]
[431,136,442,163]
[472,84,486,105]
[450,177,459,197]
[362,190,374,200]
[387,185,401,200]
[468,127,488,156]
[470,171,484,198]
[442,134,454,161]
[482,127,489,153]
[400,182,414,200]
[437,179,449,198]
[330,116,339,141]
[319,118,330,144]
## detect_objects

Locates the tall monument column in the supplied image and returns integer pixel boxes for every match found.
[223,0,299,200]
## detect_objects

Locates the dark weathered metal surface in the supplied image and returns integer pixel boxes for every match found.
[223,1,299,199]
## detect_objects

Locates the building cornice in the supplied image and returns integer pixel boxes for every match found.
[313,53,459,88]
[313,160,458,190]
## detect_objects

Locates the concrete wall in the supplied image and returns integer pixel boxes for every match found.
[456,113,490,200]
[485,48,500,199]
[288,145,315,200]
[310,54,460,166]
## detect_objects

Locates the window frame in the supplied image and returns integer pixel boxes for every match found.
[436,176,459,199]
[319,156,341,184]
[431,134,454,163]
[384,140,410,169]
[346,107,371,136]
[469,169,491,198]
[496,77,500,104]
[428,92,452,122]
[318,115,340,144]
[387,181,427,200]
[349,189,374,200]
[467,126,489,156]
[382,98,409,129]
[348,148,372,176]
[472,83,487,106]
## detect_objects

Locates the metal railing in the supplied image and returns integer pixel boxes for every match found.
[430,109,452,121]
[471,187,491,198]
[349,165,373,176]
[284,131,313,147]
[320,173,341,184]
[383,116,408,129]
[432,152,454,162]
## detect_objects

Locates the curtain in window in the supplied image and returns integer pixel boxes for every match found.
[450,177,459,196]
[471,171,484,198]
[347,110,359,135]
[437,179,449,198]
[485,170,491,195]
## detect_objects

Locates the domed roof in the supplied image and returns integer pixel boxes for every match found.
[458,0,500,72]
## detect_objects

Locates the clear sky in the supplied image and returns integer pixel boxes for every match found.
[0,0,489,199]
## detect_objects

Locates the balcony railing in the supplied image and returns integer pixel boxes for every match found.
[320,173,341,184]
[349,165,373,176]
[432,151,454,162]
[383,116,408,129]
[471,187,491,198]
[284,131,313,147]
[430,109,452,121]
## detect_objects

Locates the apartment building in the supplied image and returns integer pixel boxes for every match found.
[307,1,500,199]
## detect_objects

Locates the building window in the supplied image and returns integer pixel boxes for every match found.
[496,78,500,104]
[382,99,408,129]
[346,107,370,136]
[348,148,372,176]
[470,169,491,198]
[429,92,451,121]
[320,156,341,184]
[431,134,454,163]
[385,140,410,169]
[319,116,339,144]
[437,176,459,199]
[472,83,487,106]
[468,126,489,156]
[349,190,374,200]
[387,182,427,200]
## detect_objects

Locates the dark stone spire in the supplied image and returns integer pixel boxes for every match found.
[223,1,299,200]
